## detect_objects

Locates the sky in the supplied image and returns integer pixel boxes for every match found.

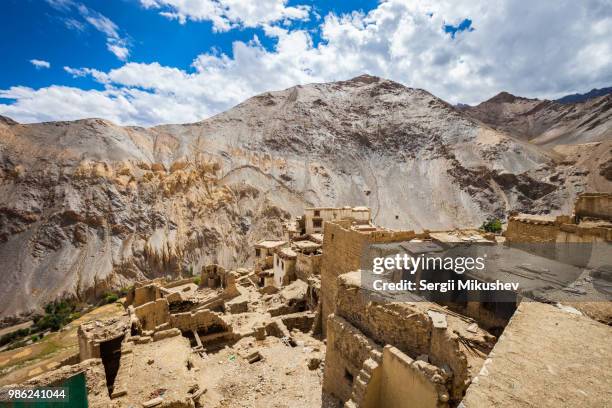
[0,0,611,126]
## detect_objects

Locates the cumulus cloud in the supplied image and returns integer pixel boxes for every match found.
[3,0,612,125]
[140,0,310,31]
[30,59,51,69]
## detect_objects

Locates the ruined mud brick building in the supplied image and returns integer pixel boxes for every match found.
[304,206,372,234]
[0,194,610,407]
[505,192,612,243]
[0,261,322,406]
[319,193,611,407]
[254,205,366,290]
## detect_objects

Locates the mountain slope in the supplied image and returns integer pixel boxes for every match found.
[0,75,608,319]
[460,91,612,147]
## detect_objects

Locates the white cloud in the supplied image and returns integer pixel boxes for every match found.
[4,0,612,125]
[30,59,51,69]
[140,0,310,31]
[46,0,130,60]
[77,4,131,61]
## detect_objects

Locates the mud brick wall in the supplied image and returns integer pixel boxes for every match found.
[296,252,322,280]
[575,193,612,221]
[320,221,418,335]
[170,309,230,333]
[134,298,169,331]
[323,314,381,402]
[505,218,559,243]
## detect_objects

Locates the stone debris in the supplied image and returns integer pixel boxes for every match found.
[142,397,163,407]
[428,310,449,329]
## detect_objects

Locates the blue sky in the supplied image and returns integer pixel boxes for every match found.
[0,0,610,125]
[0,0,379,91]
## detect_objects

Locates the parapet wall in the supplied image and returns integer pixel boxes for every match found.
[504,217,560,243]
[505,215,612,243]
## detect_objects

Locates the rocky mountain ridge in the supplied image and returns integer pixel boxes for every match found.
[460,91,611,147]
[0,74,609,320]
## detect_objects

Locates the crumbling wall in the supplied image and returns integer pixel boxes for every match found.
[0,359,111,408]
[134,298,169,331]
[164,277,196,289]
[376,346,449,408]
[505,218,559,243]
[575,193,612,221]
[133,284,162,307]
[296,252,322,280]
[170,309,231,334]
[78,327,100,362]
[323,314,381,402]
[280,311,315,332]
[327,272,493,404]
[320,221,418,335]
[200,264,226,289]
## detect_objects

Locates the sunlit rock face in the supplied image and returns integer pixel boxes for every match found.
[0,75,608,319]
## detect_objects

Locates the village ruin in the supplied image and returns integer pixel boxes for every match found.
[1,196,611,407]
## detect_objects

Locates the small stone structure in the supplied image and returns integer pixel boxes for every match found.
[304,206,371,234]
[254,240,287,270]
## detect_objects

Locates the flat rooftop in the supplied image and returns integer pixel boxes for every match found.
[292,240,321,251]
[461,301,612,408]
[255,240,287,249]
[429,230,493,243]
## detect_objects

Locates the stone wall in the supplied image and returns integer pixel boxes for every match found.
[504,218,560,243]
[505,216,612,244]
[0,359,112,408]
[376,346,449,408]
[575,193,612,221]
[320,221,418,335]
[170,309,231,334]
[134,298,169,331]
[322,272,493,405]
[296,252,322,280]
[133,284,162,307]
[323,314,381,402]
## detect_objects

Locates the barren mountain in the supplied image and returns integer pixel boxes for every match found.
[555,87,612,104]
[0,75,609,319]
[460,91,612,147]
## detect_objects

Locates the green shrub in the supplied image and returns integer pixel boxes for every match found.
[105,293,119,304]
[480,218,503,233]
[193,276,201,286]
[34,301,75,332]
[68,312,81,321]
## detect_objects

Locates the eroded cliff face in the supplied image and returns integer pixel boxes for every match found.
[0,153,294,317]
[0,75,609,319]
